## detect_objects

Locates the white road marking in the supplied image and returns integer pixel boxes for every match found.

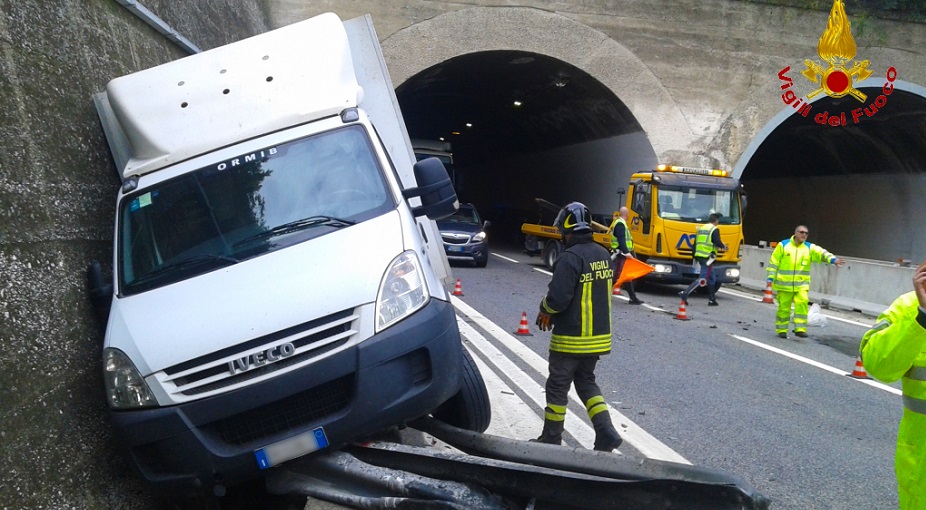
[729,334,902,396]
[453,296,690,464]
[491,253,519,263]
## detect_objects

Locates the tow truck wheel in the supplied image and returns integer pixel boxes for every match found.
[542,240,562,270]
[432,347,491,433]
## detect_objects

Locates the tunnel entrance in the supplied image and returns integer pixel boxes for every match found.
[396,50,657,245]
[738,84,926,262]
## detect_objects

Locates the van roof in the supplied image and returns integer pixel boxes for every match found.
[104,12,361,178]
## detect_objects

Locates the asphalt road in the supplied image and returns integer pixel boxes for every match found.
[213,242,902,510]
[448,243,902,510]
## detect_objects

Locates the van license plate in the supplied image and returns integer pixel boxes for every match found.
[448,246,464,252]
[254,427,329,470]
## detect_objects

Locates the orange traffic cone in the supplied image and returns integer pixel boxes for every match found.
[452,278,464,296]
[849,356,869,379]
[514,312,533,336]
[762,281,775,304]
[674,300,690,320]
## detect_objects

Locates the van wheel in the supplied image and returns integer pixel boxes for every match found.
[432,347,491,433]
[542,240,562,270]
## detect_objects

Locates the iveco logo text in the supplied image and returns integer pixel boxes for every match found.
[227,342,296,375]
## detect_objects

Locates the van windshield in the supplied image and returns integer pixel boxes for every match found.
[656,185,741,225]
[118,125,394,295]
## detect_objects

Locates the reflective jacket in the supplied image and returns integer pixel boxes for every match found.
[540,233,613,355]
[693,223,718,259]
[609,216,633,253]
[766,236,836,292]
[860,292,926,509]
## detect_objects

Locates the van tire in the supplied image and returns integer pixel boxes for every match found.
[432,347,491,433]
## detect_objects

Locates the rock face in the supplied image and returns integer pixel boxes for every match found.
[0,2,269,508]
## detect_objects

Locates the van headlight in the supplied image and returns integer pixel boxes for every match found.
[473,231,486,243]
[376,251,430,332]
[103,348,156,409]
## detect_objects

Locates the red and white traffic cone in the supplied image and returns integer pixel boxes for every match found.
[514,312,533,336]
[674,300,690,320]
[849,356,869,379]
[762,281,775,304]
[452,278,464,296]
[612,282,622,296]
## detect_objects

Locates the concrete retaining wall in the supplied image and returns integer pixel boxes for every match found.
[738,245,915,317]
[0,2,270,509]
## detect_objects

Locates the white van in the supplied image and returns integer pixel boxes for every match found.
[87,13,489,502]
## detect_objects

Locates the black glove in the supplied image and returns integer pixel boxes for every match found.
[535,311,552,331]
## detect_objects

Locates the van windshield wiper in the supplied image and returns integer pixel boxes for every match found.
[130,254,239,285]
[233,216,356,247]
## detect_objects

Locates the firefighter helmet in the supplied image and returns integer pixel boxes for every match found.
[555,202,592,235]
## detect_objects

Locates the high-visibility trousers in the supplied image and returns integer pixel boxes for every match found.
[775,287,809,333]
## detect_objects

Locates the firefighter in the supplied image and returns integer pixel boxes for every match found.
[679,213,727,306]
[533,201,623,452]
[859,260,926,509]
[766,225,844,338]
[608,206,643,304]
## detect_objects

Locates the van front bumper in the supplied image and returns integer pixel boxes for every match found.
[108,298,463,497]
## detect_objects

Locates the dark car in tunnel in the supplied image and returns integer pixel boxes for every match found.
[437,203,490,267]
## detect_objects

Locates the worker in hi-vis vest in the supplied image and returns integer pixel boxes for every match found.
[679,213,726,306]
[533,201,623,452]
[608,206,643,304]
[859,261,926,509]
[766,225,844,339]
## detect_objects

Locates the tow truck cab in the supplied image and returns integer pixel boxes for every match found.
[626,165,746,286]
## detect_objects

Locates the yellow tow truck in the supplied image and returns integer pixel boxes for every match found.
[521,165,746,290]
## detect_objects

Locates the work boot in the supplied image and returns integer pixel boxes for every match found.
[529,418,564,446]
[593,424,623,452]
[708,299,718,306]
[591,412,622,452]
[777,332,788,339]
[529,432,563,445]
[628,298,644,305]
[794,330,808,338]
[677,291,688,305]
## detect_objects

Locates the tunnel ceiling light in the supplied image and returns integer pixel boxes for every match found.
[465,123,473,128]
[439,137,445,141]
[513,100,522,107]
[452,131,461,135]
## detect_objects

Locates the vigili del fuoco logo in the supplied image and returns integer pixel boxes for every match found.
[776,0,897,126]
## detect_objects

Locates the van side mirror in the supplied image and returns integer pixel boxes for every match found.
[86,261,113,326]
[402,157,459,220]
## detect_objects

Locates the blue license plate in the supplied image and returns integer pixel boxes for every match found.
[448,246,464,252]
[254,427,329,469]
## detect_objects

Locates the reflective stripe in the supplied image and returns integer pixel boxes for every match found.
[586,395,608,419]
[903,394,926,415]
[906,366,926,381]
[550,334,611,354]
[776,269,811,277]
[581,282,593,336]
[545,403,567,422]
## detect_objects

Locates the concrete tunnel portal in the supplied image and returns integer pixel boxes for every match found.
[396,50,657,244]
[397,52,926,262]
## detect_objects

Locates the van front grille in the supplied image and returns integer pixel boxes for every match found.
[160,309,358,398]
